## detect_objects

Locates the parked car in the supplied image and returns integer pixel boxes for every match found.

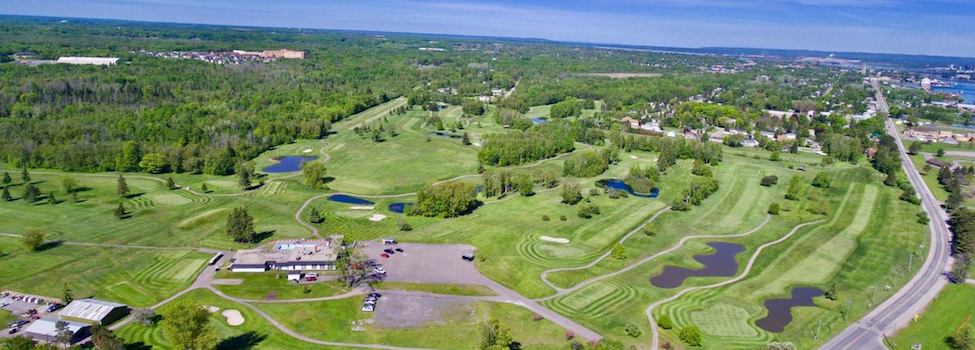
[380,253,390,258]
[462,253,475,261]
[383,248,395,254]
[382,238,397,245]
[394,248,404,252]
[373,267,386,274]
[361,304,375,312]
[8,327,19,334]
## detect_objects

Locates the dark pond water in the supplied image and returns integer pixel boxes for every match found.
[650,242,745,288]
[388,202,413,213]
[263,156,317,173]
[327,194,374,205]
[530,117,547,125]
[597,179,659,198]
[429,131,463,139]
[755,287,825,333]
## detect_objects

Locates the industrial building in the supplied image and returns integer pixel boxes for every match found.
[23,318,90,344]
[56,57,119,66]
[58,298,129,325]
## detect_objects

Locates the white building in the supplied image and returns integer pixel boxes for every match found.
[56,57,119,66]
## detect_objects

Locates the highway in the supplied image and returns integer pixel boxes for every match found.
[820,79,954,350]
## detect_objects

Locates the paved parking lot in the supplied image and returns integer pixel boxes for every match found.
[359,242,483,285]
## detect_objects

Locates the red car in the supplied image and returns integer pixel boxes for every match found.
[380,253,390,258]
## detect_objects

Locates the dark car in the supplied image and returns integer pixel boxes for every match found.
[462,253,475,261]
[383,248,395,254]
[394,248,404,252]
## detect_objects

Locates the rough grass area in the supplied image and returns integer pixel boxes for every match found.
[891,284,975,350]
[211,271,349,300]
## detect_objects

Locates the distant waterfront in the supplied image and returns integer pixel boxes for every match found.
[933,80,975,104]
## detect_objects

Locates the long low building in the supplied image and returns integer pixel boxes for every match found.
[24,318,90,344]
[230,236,342,272]
[58,298,129,325]
[56,57,119,66]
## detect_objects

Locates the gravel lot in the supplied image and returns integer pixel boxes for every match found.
[359,242,483,285]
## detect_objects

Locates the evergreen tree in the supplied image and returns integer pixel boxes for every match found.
[62,283,74,304]
[201,183,209,193]
[20,167,30,184]
[236,162,253,189]
[117,174,130,198]
[226,206,256,243]
[47,192,56,204]
[166,176,176,190]
[90,324,124,350]
[114,202,127,219]
[462,132,471,145]
[1,187,11,202]
[22,184,40,203]
[1,171,10,186]
[308,207,323,224]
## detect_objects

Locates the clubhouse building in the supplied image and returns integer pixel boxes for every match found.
[230,236,342,272]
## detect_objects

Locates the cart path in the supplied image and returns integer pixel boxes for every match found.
[647,219,827,349]
[536,213,772,302]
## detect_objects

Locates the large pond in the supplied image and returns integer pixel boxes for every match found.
[327,194,374,206]
[650,242,744,288]
[388,202,413,213]
[596,179,659,198]
[263,156,317,173]
[755,287,825,333]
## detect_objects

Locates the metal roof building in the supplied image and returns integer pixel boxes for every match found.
[56,57,119,66]
[58,298,129,325]
[24,317,90,344]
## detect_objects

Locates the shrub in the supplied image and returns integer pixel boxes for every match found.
[760,175,779,187]
[577,204,601,219]
[678,325,703,347]
[611,243,626,260]
[561,183,583,205]
[768,203,780,215]
[624,324,642,337]
[643,227,656,237]
[542,215,550,221]
[812,172,832,188]
[560,215,567,221]
[917,211,929,224]
[656,314,673,330]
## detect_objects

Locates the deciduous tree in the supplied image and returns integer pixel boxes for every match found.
[162,301,216,350]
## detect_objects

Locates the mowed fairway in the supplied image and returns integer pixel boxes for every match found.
[0,237,207,306]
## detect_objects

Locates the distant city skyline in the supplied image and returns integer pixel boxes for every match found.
[1,0,973,58]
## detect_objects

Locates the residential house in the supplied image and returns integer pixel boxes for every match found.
[620,116,640,129]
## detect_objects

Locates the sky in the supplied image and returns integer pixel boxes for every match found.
[1,0,973,57]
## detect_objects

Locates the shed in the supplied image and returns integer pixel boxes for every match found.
[58,298,129,325]
[24,318,90,344]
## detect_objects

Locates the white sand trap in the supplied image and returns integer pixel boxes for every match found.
[350,206,375,210]
[629,155,639,159]
[539,236,570,244]
[302,148,313,153]
[206,306,220,313]
[221,309,244,326]
[368,213,387,222]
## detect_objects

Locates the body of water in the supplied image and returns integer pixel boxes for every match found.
[327,194,374,205]
[650,242,745,288]
[429,131,463,139]
[597,179,659,198]
[933,80,975,104]
[755,287,825,333]
[388,202,413,213]
[530,117,547,125]
[263,156,317,173]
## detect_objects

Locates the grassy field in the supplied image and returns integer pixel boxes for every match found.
[910,154,950,201]
[212,271,350,300]
[0,236,207,307]
[117,289,353,350]
[256,296,571,349]
[891,284,975,350]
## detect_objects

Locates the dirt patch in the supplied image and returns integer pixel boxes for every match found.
[374,294,474,328]
[211,279,243,285]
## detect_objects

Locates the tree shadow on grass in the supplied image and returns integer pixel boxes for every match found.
[251,231,275,244]
[216,331,267,350]
[124,192,145,199]
[125,342,153,350]
[36,240,63,252]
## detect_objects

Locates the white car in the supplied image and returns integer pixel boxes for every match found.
[361,304,375,312]
[373,267,386,274]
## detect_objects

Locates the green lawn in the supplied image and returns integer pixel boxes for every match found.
[117,289,351,350]
[910,154,949,202]
[891,284,975,350]
[256,296,571,349]
[212,271,349,300]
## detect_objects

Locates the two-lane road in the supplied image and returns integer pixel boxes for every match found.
[820,79,953,350]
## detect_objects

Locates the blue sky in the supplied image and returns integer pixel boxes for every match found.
[1,0,973,57]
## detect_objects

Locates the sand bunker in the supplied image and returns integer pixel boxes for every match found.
[350,206,375,210]
[539,236,570,244]
[302,148,313,153]
[221,309,244,326]
[206,306,220,313]
[630,155,639,159]
[368,213,387,222]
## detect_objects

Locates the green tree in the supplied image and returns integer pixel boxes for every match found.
[308,207,323,224]
[139,152,169,174]
[62,282,74,304]
[115,141,142,172]
[768,202,781,215]
[1,187,11,202]
[812,172,832,188]
[560,183,583,205]
[656,314,673,329]
[226,206,256,243]
[947,323,973,350]
[302,162,328,189]
[22,184,40,203]
[47,192,56,204]
[236,162,254,189]
[937,148,946,157]
[786,176,802,200]
[200,183,209,193]
[518,174,534,196]
[908,141,921,155]
[117,174,130,198]
[22,229,45,252]
[90,324,125,350]
[162,300,217,350]
[479,319,514,350]
[770,151,781,161]
[60,176,78,194]
[54,320,74,347]
[166,177,177,190]
[611,243,627,260]
[462,99,486,115]
[462,132,471,145]
[761,175,779,187]
[20,167,30,184]
[2,171,11,186]
[0,336,36,350]
[678,325,703,347]
[410,181,479,218]
[114,202,127,219]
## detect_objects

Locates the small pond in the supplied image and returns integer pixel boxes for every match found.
[530,117,547,125]
[388,202,414,213]
[650,242,744,289]
[327,194,375,205]
[263,156,317,173]
[597,179,659,198]
[755,287,824,333]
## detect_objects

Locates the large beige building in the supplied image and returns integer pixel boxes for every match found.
[262,49,305,59]
[56,57,119,66]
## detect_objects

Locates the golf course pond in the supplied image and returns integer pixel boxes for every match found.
[596,179,659,198]
[388,202,413,213]
[263,155,317,173]
[327,194,374,206]
[650,242,744,288]
[755,287,825,333]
